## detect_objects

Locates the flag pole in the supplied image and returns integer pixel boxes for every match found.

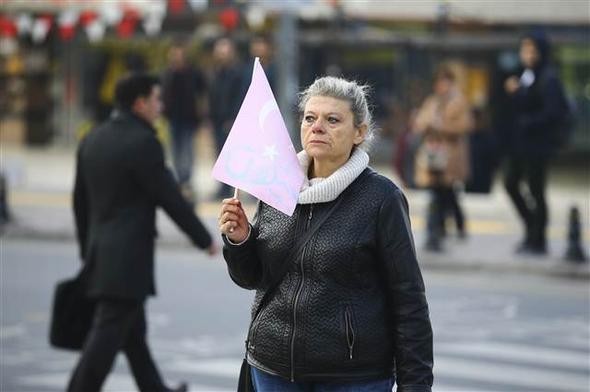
[229,188,239,233]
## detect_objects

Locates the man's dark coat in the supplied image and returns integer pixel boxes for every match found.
[74,110,212,300]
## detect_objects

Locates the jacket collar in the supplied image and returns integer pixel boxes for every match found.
[110,109,157,134]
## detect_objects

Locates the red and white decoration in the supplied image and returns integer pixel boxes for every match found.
[0,0,244,44]
[57,9,78,41]
[16,13,33,37]
[32,15,53,44]
[0,15,18,38]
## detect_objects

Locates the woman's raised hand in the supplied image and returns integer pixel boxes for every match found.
[218,198,250,243]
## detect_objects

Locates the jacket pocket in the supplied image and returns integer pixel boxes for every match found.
[344,306,356,360]
[248,301,268,353]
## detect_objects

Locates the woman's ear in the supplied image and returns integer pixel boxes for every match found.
[354,124,368,146]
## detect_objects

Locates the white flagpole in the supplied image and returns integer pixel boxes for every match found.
[229,188,240,233]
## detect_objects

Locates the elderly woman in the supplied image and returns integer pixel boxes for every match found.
[219,77,433,392]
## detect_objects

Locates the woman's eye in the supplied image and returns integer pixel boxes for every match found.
[304,116,315,123]
[328,117,339,124]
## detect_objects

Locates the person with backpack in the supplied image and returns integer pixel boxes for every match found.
[504,30,571,255]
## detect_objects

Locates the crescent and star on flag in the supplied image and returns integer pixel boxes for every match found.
[211,57,304,216]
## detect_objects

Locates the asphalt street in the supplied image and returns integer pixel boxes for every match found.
[1,239,589,392]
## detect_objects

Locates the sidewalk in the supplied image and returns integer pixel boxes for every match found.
[2,143,589,279]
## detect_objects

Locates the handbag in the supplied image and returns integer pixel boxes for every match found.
[237,357,255,392]
[49,265,96,350]
[414,137,449,188]
[236,173,361,391]
[422,140,448,173]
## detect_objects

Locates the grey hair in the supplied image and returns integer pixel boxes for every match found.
[298,76,377,152]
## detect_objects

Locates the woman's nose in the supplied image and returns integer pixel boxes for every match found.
[311,119,325,133]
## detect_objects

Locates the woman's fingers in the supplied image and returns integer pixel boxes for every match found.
[221,207,244,221]
[219,209,246,228]
[220,220,237,233]
[220,219,248,241]
[220,199,243,216]
[220,211,239,223]
[218,198,248,237]
[221,197,241,206]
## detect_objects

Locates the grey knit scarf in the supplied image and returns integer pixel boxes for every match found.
[297,148,369,204]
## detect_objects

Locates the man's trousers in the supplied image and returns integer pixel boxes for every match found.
[67,299,167,392]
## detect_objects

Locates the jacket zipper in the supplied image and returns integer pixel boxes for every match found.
[248,206,305,358]
[290,204,313,382]
[344,306,355,360]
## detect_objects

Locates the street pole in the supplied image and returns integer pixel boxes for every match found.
[275,10,300,149]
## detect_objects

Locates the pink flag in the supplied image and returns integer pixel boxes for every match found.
[212,58,304,216]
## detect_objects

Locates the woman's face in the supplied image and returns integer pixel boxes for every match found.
[301,96,366,166]
[434,77,452,96]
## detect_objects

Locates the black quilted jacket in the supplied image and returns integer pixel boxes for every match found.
[223,168,433,391]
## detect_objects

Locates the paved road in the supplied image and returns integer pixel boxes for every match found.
[1,239,589,392]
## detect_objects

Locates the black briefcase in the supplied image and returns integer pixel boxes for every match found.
[49,273,95,350]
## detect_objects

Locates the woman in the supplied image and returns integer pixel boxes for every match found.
[503,31,564,255]
[219,77,433,391]
[413,65,473,250]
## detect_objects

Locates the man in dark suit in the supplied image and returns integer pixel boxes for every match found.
[68,73,217,392]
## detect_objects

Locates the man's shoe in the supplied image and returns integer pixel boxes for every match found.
[166,382,188,392]
[529,243,548,255]
[515,240,532,254]
[457,229,468,240]
[424,237,443,252]
[516,242,547,256]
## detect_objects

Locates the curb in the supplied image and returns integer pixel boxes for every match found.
[419,253,590,280]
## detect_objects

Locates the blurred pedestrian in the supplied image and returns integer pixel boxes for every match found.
[393,108,421,189]
[503,31,567,255]
[161,42,208,204]
[209,37,244,199]
[413,65,474,250]
[68,73,218,392]
[243,34,277,93]
[465,107,499,194]
[219,77,433,391]
[0,172,11,226]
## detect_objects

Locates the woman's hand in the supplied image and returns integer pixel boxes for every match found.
[219,198,250,243]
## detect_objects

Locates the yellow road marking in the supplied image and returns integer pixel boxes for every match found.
[10,192,71,207]
[9,191,590,240]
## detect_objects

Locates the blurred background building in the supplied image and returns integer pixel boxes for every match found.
[0,0,588,167]
[1,3,588,390]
